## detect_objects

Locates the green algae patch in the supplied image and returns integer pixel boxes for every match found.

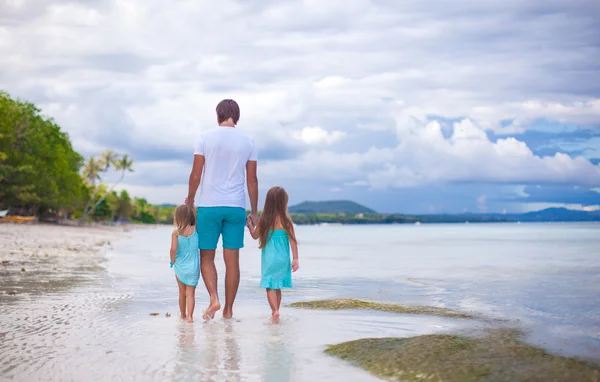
[325,329,600,382]
[289,299,474,319]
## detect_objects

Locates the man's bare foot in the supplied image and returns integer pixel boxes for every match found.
[223,307,234,319]
[180,315,187,320]
[272,311,280,322]
[202,301,221,320]
[186,316,194,323]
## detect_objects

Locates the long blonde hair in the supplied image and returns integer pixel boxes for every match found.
[174,204,196,235]
[258,186,297,248]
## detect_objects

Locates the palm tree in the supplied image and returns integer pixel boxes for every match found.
[79,157,104,225]
[87,154,134,217]
[79,153,134,225]
[99,150,118,172]
[83,157,103,185]
[114,155,134,179]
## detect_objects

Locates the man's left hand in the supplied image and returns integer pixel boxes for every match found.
[247,213,258,229]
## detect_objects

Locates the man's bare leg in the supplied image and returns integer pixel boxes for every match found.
[223,248,240,319]
[200,249,221,319]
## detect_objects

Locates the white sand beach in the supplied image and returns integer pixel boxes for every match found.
[0,223,123,300]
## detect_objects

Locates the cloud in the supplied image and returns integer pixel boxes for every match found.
[293,126,346,145]
[1,0,600,210]
[261,117,600,189]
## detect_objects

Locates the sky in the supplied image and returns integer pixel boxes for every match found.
[1,0,600,214]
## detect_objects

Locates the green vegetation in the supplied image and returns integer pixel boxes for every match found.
[289,299,474,319]
[0,91,174,225]
[0,91,86,217]
[325,329,600,381]
[84,186,175,225]
[79,150,134,224]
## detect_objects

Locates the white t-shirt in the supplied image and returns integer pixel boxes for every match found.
[193,126,257,208]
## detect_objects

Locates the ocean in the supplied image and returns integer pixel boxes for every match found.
[1,223,599,381]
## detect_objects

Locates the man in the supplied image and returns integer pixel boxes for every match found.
[186,99,258,320]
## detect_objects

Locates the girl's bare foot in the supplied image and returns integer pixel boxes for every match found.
[202,300,221,320]
[180,315,187,320]
[186,316,193,323]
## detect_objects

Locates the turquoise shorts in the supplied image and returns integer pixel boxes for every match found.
[196,207,246,250]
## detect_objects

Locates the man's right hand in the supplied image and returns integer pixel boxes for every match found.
[185,197,194,206]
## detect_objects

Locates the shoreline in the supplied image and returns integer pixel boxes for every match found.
[0,223,125,301]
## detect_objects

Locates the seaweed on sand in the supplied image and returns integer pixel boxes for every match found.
[325,329,600,382]
[289,298,474,319]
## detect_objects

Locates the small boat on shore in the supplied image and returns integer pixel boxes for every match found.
[0,210,7,218]
[1,215,36,224]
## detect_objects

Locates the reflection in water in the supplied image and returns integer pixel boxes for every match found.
[172,321,201,379]
[223,321,241,381]
[169,320,243,381]
[262,323,294,382]
[200,321,242,382]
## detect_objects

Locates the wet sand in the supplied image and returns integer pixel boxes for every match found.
[0,224,122,301]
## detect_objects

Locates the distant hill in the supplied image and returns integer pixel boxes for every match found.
[517,207,600,222]
[289,200,376,214]
[428,208,599,222]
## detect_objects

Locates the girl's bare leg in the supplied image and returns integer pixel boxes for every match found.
[186,286,196,323]
[266,289,280,321]
[276,290,282,311]
[176,277,187,319]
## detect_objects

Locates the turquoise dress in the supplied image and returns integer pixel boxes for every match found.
[261,230,292,289]
[170,231,200,287]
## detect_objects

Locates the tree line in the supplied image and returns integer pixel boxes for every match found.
[289,213,510,225]
[0,91,173,224]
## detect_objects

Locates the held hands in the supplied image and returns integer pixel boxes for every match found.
[246,218,254,231]
[292,259,299,272]
[247,213,258,229]
[246,213,258,231]
[184,197,194,206]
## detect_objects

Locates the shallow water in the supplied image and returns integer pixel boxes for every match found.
[1,223,599,381]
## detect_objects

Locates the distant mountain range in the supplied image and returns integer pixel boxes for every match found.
[509,208,599,222]
[288,200,376,215]
[288,201,600,223]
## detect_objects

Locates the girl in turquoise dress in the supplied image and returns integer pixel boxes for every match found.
[247,186,299,321]
[170,204,200,322]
